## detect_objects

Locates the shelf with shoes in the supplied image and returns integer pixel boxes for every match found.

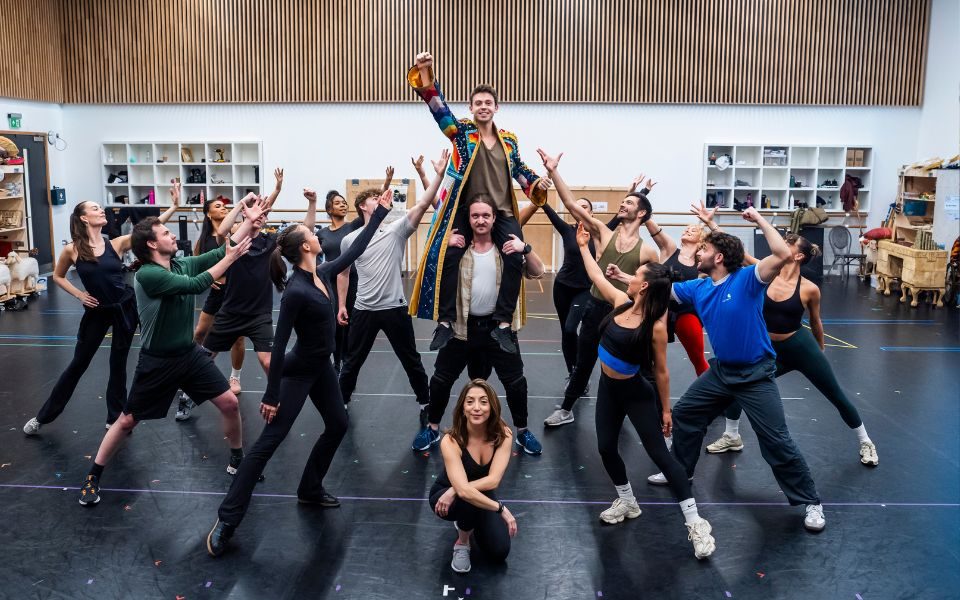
[101,142,262,207]
[703,143,872,214]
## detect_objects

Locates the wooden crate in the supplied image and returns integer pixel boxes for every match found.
[877,240,947,289]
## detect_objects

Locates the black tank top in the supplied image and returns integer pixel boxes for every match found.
[763,276,805,334]
[198,233,221,255]
[435,438,493,488]
[599,315,652,372]
[74,236,130,306]
[663,249,699,316]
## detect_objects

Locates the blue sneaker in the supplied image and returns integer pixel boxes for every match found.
[412,426,440,451]
[515,429,543,455]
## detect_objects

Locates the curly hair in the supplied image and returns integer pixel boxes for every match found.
[704,231,745,271]
[353,188,381,214]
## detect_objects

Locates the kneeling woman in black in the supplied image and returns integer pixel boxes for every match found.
[205,190,392,557]
[430,379,517,573]
[576,223,715,560]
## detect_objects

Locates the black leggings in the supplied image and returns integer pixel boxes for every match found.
[37,306,135,425]
[724,327,863,428]
[429,486,510,562]
[596,372,692,502]
[562,298,612,411]
[553,282,591,375]
[218,354,346,527]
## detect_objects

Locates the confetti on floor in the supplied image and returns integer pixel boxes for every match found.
[87,579,94,585]
[205,582,212,588]
[0,463,10,468]
[154,560,163,567]
[756,572,765,578]
[725,593,732,598]
[124,505,132,511]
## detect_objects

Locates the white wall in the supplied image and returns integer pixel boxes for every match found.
[916,0,960,160]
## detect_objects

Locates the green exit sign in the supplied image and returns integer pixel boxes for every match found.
[7,113,22,129]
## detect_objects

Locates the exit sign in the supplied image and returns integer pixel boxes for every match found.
[7,113,22,129]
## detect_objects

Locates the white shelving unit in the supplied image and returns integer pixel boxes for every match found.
[702,144,872,213]
[0,162,30,253]
[101,141,263,208]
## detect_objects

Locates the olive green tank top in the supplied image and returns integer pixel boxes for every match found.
[591,229,644,300]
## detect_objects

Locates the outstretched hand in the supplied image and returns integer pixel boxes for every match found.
[378,188,394,209]
[226,236,253,262]
[630,174,646,192]
[432,148,450,175]
[741,206,761,223]
[274,168,284,190]
[575,222,590,248]
[643,177,657,192]
[303,188,317,203]
[241,195,269,223]
[169,181,181,206]
[537,148,563,173]
[690,200,718,225]
[411,155,425,173]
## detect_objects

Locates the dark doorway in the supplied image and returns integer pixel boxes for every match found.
[2,132,54,271]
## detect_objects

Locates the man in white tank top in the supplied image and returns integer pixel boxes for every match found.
[411,195,544,456]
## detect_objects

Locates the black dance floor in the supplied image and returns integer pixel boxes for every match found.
[1,273,958,599]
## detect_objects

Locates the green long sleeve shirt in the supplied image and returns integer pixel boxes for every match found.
[134,245,226,355]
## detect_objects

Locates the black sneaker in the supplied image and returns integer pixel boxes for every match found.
[430,325,454,351]
[79,475,101,506]
[206,519,235,557]
[298,489,341,507]
[490,326,518,354]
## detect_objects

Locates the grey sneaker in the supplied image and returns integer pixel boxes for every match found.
[686,518,716,559]
[706,433,744,453]
[647,472,693,486]
[859,441,879,466]
[451,542,471,573]
[804,504,826,532]
[175,392,194,421]
[543,409,574,427]
[23,417,40,436]
[599,498,641,524]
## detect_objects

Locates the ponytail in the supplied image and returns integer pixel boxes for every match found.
[270,224,308,291]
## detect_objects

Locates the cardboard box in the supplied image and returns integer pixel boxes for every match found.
[846,148,856,166]
[854,149,865,167]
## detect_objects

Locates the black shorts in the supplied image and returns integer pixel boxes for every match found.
[123,344,230,421]
[201,286,225,315]
[204,312,274,353]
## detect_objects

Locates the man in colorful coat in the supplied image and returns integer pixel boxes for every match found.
[407,51,550,354]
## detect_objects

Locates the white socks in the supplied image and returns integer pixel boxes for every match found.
[615,483,637,504]
[230,368,242,380]
[854,424,871,444]
[725,418,740,437]
[664,434,673,451]
[679,498,701,525]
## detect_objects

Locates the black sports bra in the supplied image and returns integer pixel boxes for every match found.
[763,276,805,334]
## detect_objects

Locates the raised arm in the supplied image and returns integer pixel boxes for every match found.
[229,196,269,243]
[537,149,606,238]
[644,217,677,262]
[113,183,181,253]
[516,201,539,227]
[302,188,318,231]
[744,207,791,282]
[408,52,463,141]
[264,168,284,209]
[576,223,629,307]
[216,192,257,239]
[138,239,251,297]
[381,166,395,193]
[411,155,431,191]
[408,150,448,227]
[319,193,391,277]
[505,134,549,206]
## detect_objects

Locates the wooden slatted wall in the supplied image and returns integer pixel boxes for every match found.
[8,0,932,105]
[0,0,64,102]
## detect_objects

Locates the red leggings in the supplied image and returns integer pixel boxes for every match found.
[675,313,709,376]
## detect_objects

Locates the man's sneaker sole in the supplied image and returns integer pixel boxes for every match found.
[599,508,641,524]
[226,465,238,476]
[706,442,744,454]
[78,496,100,506]
[543,412,574,427]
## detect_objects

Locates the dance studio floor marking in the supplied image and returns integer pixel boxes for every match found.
[1,484,955,508]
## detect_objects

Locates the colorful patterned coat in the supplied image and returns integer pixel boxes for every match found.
[407,74,547,323]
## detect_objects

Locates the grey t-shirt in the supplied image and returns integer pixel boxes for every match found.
[341,214,416,311]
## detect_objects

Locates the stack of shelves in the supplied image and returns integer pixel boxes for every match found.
[890,167,938,246]
[702,144,872,213]
[102,142,263,208]
[0,164,28,252]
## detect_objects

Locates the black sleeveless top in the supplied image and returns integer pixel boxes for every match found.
[74,236,131,306]
[599,312,652,375]
[434,437,493,488]
[763,276,805,334]
[197,232,221,255]
[663,249,700,316]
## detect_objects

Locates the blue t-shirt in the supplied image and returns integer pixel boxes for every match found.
[672,265,775,365]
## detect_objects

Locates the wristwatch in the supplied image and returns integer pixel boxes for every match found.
[497,501,505,514]
[522,243,532,255]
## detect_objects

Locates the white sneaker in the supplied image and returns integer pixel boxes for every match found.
[804,504,826,532]
[543,409,574,427]
[23,417,40,436]
[686,518,716,559]
[229,376,242,395]
[647,472,693,486]
[859,441,879,466]
[706,433,744,453]
[599,498,641,524]
[175,392,194,421]
[451,542,471,573]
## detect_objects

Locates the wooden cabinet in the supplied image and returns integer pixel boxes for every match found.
[0,164,28,254]
[876,240,948,307]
